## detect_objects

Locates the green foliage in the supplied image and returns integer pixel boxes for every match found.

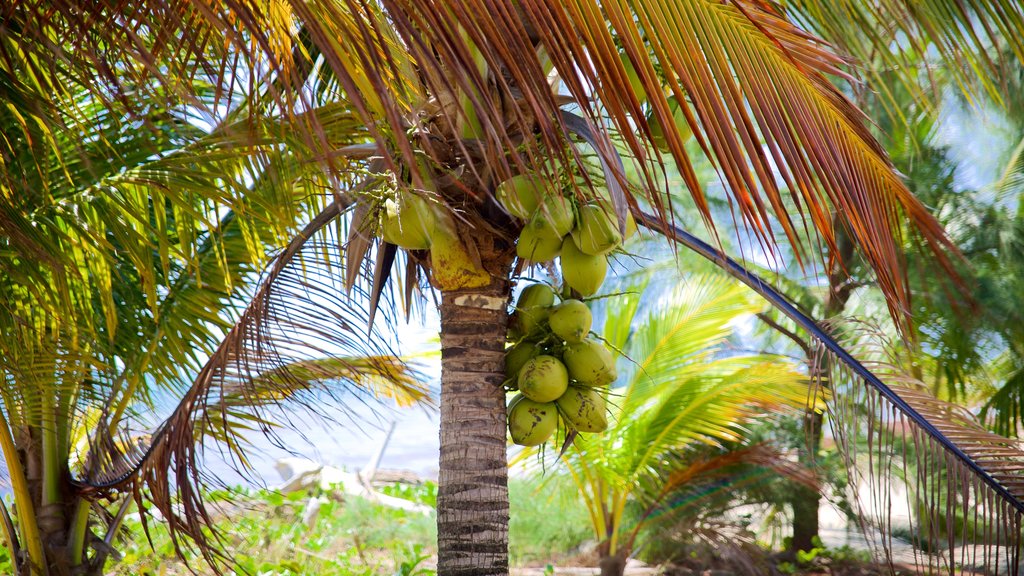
[106,487,437,576]
[508,477,594,566]
[379,481,438,508]
[0,477,599,574]
[519,271,815,564]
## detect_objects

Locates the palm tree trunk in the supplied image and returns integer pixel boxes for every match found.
[598,552,627,576]
[437,279,513,576]
[790,223,853,554]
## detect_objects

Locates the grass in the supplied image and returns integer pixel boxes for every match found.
[0,475,594,574]
[111,485,438,576]
[97,475,591,575]
[508,475,594,567]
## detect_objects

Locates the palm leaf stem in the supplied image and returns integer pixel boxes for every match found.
[0,408,42,574]
[637,210,1024,516]
[0,498,18,575]
[94,497,133,572]
[40,388,60,508]
[67,498,90,569]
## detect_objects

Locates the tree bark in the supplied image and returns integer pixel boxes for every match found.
[437,279,513,576]
[790,224,854,554]
[599,551,627,576]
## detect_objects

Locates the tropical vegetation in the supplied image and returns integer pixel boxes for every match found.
[519,273,818,576]
[5,1,1024,576]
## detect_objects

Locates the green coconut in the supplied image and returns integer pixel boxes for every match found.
[517,355,569,402]
[647,95,692,151]
[536,194,575,236]
[510,284,556,338]
[496,174,552,220]
[508,394,558,446]
[560,238,608,297]
[505,341,540,380]
[624,212,638,239]
[619,52,646,103]
[380,192,435,250]
[571,203,622,256]
[556,386,608,433]
[517,214,564,262]
[548,299,592,344]
[563,339,617,387]
[588,186,638,240]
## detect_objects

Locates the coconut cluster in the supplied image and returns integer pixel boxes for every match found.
[377,189,492,289]
[504,284,617,446]
[496,173,636,296]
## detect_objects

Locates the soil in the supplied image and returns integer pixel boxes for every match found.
[511,557,925,575]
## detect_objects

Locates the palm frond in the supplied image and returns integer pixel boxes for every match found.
[653,215,1024,574]
[786,0,1024,111]
[72,199,431,569]
[259,0,962,330]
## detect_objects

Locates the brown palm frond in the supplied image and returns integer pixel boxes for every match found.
[656,217,1024,575]
[825,322,1024,574]
[72,196,432,569]
[785,0,1024,112]
[276,0,961,332]
[12,0,964,332]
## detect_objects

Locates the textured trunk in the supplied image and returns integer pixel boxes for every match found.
[790,224,853,554]
[598,552,627,576]
[437,279,513,576]
[790,410,822,553]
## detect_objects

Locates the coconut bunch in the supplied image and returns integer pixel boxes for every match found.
[377,186,492,289]
[496,172,636,297]
[503,284,617,446]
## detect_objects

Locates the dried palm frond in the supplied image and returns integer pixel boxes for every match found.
[651,215,1024,575]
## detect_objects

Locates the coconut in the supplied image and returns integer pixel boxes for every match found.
[563,339,617,386]
[517,355,569,402]
[585,186,638,240]
[619,52,646,103]
[571,203,622,256]
[380,192,435,250]
[517,214,564,262]
[624,212,638,239]
[496,174,552,220]
[560,238,608,296]
[505,341,540,380]
[510,283,556,338]
[647,95,692,151]
[508,394,558,446]
[536,193,575,237]
[548,299,591,343]
[556,387,608,432]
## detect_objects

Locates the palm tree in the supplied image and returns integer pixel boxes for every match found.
[521,272,817,576]
[10,2,1024,576]
[0,8,428,575]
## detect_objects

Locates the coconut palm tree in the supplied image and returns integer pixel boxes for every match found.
[10,2,1024,576]
[519,272,818,576]
[0,8,429,575]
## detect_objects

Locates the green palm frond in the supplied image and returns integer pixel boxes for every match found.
[520,273,812,558]
[73,198,430,570]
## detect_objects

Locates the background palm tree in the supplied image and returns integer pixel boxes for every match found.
[0,7,428,575]
[520,272,817,576]
[9,2,1024,576]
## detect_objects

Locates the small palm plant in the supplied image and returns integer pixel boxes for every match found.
[522,273,819,576]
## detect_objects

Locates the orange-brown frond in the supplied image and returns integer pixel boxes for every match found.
[279,0,960,332]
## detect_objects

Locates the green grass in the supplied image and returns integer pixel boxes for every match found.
[508,475,594,566]
[111,486,438,576]
[0,476,593,575]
